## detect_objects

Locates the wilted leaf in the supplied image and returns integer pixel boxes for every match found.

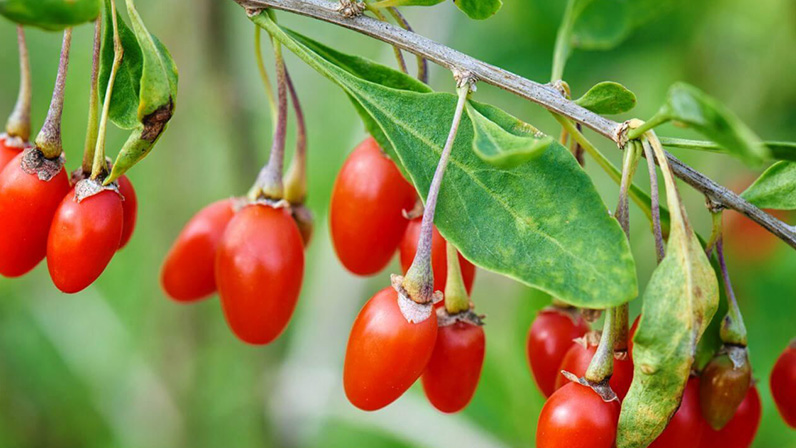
[259,16,638,308]
[575,81,636,115]
[741,162,796,210]
[467,102,552,168]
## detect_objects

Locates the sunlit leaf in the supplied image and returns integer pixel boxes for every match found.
[466,102,552,168]
[259,16,638,308]
[0,0,99,31]
[575,81,636,115]
[741,162,796,210]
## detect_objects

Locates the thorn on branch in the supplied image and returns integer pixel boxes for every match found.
[337,0,366,18]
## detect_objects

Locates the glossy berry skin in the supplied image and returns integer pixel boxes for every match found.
[47,189,124,293]
[400,218,476,294]
[161,199,236,302]
[554,338,634,400]
[330,137,417,276]
[0,136,23,172]
[649,377,704,448]
[117,175,138,249]
[344,287,438,411]
[770,344,796,428]
[0,152,70,277]
[527,308,590,397]
[421,321,485,413]
[700,386,762,448]
[536,382,621,448]
[216,203,305,345]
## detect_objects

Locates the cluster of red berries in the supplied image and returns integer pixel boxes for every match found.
[161,197,306,345]
[330,137,483,413]
[0,138,137,293]
[525,309,796,448]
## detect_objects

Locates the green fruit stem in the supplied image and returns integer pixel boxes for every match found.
[363,2,407,75]
[403,76,473,304]
[6,25,32,142]
[443,241,471,314]
[91,0,123,180]
[254,25,278,132]
[35,28,73,160]
[283,68,308,205]
[82,19,102,175]
[585,307,616,384]
[715,237,748,346]
[641,138,666,262]
[384,7,427,83]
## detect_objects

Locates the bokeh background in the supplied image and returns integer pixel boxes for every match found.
[0,0,795,446]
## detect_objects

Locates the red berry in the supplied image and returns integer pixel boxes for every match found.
[161,199,236,302]
[700,386,762,448]
[0,135,24,172]
[700,351,752,430]
[555,336,634,400]
[117,175,137,249]
[536,381,620,448]
[527,308,590,397]
[47,187,124,293]
[215,203,304,345]
[649,376,705,448]
[0,151,70,277]
[421,320,485,413]
[770,343,796,428]
[400,218,476,295]
[344,287,438,411]
[330,137,417,276]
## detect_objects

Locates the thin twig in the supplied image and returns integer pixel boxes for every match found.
[230,0,796,249]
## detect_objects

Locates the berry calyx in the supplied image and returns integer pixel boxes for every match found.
[527,306,590,397]
[46,180,124,293]
[400,217,476,295]
[536,381,620,448]
[330,137,417,275]
[215,202,305,345]
[770,340,796,428]
[555,331,634,400]
[344,286,438,411]
[161,199,236,302]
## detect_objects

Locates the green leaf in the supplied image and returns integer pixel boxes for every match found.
[618,144,719,448]
[571,0,631,50]
[740,162,796,210]
[372,0,444,7]
[466,101,552,168]
[257,15,638,308]
[99,0,142,130]
[99,0,178,183]
[453,0,502,20]
[659,83,769,166]
[574,81,636,115]
[0,0,99,31]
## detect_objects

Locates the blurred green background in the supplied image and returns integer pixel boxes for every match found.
[0,0,795,446]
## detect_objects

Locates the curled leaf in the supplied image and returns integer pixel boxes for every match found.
[575,81,636,115]
[741,161,796,210]
[0,0,99,31]
[466,101,552,168]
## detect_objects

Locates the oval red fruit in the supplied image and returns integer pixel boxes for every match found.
[555,336,634,400]
[330,137,417,276]
[47,188,124,293]
[117,175,138,249]
[400,217,476,294]
[770,343,796,428]
[700,386,761,448]
[215,203,305,345]
[536,381,621,448]
[0,135,24,172]
[344,287,438,411]
[0,151,70,277]
[161,199,236,302]
[421,320,485,413]
[526,308,590,397]
[649,376,705,448]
